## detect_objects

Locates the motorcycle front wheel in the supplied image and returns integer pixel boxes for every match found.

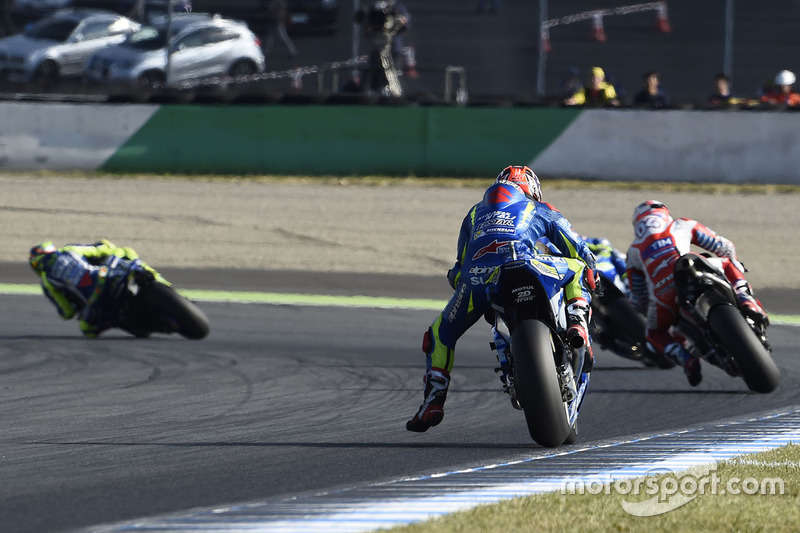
[141,283,210,340]
[511,319,571,447]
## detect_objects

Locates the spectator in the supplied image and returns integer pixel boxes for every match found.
[559,67,583,101]
[633,70,669,108]
[262,0,297,58]
[563,66,620,107]
[391,1,417,78]
[476,0,499,14]
[707,72,757,107]
[760,70,800,106]
[355,0,408,96]
[709,72,734,106]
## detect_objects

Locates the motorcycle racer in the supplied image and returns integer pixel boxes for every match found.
[585,237,627,288]
[406,165,598,433]
[626,201,768,386]
[29,239,162,337]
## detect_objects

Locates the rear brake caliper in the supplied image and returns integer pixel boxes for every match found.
[557,364,577,402]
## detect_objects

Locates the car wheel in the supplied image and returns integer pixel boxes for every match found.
[138,71,164,89]
[32,60,59,88]
[134,71,164,103]
[228,60,257,78]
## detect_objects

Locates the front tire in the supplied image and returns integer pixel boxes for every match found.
[228,60,257,77]
[134,70,164,103]
[708,304,779,393]
[512,319,571,447]
[141,283,210,340]
[32,60,59,89]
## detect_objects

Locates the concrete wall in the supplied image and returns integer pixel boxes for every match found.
[0,103,158,171]
[532,109,800,184]
[1,102,798,184]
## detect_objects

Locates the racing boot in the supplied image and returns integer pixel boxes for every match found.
[406,368,450,433]
[734,281,769,326]
[566,298,591,350]
[665,343,702,387]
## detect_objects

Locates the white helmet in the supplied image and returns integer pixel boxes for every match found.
[774,70,796,86]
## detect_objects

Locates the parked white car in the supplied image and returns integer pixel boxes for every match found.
[0,9,140,83]
[85,13,266,95]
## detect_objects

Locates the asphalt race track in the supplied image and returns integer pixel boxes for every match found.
[1,270,799,533]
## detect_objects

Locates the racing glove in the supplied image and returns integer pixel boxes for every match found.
[583,267,603,295]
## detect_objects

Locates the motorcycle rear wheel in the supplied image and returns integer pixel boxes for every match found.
[708,304,778,393]
[512,319,571,447]
[141,283,210,340]
[564,422,578,445]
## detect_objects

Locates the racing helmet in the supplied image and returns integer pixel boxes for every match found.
[495,165,542,202]
[774,70,796,87]
[29,241,56,273]
[632,200,671,225]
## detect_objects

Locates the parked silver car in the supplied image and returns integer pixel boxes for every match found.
[85,13,266,95]
[0,9,140,83]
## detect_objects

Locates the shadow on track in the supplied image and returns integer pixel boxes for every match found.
[590,388,751,395]
[29,441,542,450]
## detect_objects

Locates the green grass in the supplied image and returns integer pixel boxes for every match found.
[3,170,800,194]
[382,444,800,533]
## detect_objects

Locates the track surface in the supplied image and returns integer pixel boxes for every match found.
[1,270,799,533]
[2,177,798,531]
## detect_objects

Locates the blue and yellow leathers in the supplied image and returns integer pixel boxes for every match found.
[425,182,597,374]
[584,236,627,291]
[33,240,161,337]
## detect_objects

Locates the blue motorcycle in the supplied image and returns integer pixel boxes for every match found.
[486,254,591,447]
[590,257,675,369]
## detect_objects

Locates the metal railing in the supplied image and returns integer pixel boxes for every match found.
[536,1,670,96]
[444,66,468,105]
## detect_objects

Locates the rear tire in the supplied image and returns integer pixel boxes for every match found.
[512,319,571,447]
[708,304,779,393]
[142,283,210,340]
[564,421,578,445]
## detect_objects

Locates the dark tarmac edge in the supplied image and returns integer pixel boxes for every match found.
[1,262,796,315]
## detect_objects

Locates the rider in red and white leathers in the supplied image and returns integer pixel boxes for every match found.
[626,201,768,386]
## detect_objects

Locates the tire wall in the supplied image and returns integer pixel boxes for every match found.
[2,102,799,184]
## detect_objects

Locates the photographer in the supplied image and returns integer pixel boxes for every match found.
[355,0,408,96]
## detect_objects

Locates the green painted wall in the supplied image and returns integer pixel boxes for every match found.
[102,105,582,176]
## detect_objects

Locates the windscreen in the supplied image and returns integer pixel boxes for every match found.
[123,26,167,50]
[24,18,79,42]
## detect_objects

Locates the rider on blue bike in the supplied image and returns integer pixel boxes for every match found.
[29,239,161,337]
[584,236,628,293]
[406,166,598,433]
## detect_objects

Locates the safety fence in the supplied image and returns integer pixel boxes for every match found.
[0,56,469,106]
[536,1,671,95]
[540,1,670,51]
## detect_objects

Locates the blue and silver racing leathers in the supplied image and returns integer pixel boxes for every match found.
[425,181,596,373]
